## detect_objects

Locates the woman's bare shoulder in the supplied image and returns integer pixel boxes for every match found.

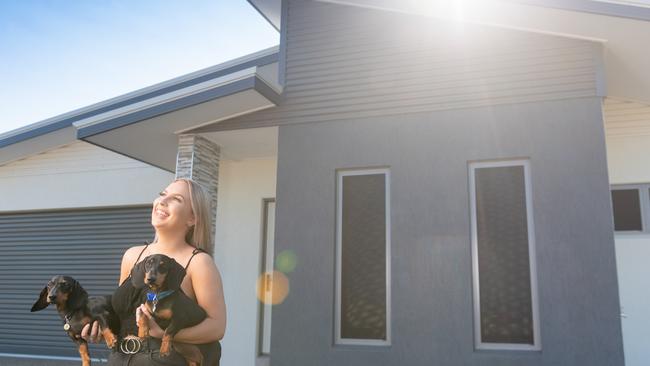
[188,253,222,287]
[190,252,217,269]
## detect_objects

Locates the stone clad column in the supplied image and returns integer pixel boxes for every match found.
[175,134,220,247]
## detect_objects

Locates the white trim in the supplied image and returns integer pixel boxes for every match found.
[594,0,650,9]
[72,67,259,130]
[611,184,650,234]
[335,167,391,346]
[468,159,542,351]
[0,352,107,362]
[257,198,276,357]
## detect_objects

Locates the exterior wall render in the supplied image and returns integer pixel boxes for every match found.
[213,158,278,366]
[271,97,624,366]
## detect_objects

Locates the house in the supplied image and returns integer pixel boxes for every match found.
[1,0,649,365]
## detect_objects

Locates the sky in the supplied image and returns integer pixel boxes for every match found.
[0,0,279,135]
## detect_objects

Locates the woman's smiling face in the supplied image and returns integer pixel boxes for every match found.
[152,180,195,232]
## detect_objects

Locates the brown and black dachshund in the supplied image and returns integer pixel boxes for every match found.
[132,254,206,366]
[31,275,119,366]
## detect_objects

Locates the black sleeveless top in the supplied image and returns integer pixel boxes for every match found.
[110,242,221,365]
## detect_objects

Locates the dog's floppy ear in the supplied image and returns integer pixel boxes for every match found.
[165,259,187,292]
[130,259,147,289]
[31,286,49,312]
[66,278,88,310]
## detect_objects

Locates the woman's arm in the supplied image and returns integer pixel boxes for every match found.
[140,253,226,343]
[119,245,145,285]
[82,245,144,343]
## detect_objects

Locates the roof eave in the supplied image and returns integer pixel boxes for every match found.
[512,0,650,22]
[247,0,282,31]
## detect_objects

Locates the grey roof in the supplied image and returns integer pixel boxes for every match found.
[0,47,279,149]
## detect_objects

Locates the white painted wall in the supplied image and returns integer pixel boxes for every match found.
[214,157,277,366]
[0,141,174,211]
[615,236,650,366]
[606,134,650,185]
[604,98,650,366]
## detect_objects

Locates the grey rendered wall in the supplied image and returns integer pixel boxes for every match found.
[271,96,624,366]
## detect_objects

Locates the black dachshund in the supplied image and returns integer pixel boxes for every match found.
[31,275,119,366]
[132,254,206,366]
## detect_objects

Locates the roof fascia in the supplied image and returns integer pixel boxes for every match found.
[247,0,281,31]
[76,74,280,139]
[511,0,650,22]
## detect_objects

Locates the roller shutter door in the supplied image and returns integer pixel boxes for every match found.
[0,206,154,359]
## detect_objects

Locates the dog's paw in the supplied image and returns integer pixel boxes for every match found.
[160,335,172,356]
[102,329,117,349]
[137,315,149,338]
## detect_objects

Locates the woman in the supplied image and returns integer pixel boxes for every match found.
[81,178,226,365]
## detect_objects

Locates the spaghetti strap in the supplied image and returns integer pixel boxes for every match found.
[133,241,150,269]
[184,247,204,271]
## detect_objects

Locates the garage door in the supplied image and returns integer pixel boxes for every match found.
[0,205,154,359]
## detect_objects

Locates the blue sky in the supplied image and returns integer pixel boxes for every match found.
[0,0,278,135]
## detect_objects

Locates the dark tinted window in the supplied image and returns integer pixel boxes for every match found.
[475,165,534,345]
[611,189,643,231]
[340,173,387,340]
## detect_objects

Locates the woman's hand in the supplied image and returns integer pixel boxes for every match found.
[81,320,104,343]
[136,304,164,339]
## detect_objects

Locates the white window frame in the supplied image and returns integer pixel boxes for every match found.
[335,167,391,346]
[256,198,275,366]
[468,159,541,351]
[610,184,650,235]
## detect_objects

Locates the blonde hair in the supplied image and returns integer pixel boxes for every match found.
[153,178,214,256]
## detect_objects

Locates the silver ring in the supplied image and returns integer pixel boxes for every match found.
[119,336,142,354]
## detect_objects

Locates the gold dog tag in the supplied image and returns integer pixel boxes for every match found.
[63,323,70,331]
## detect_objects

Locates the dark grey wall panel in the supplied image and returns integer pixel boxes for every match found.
[0,206,154,359]
[206,0,600,132]
[272,97,624,365]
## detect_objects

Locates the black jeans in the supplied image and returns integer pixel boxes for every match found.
[107,337,221,366]
[107,337,188,366]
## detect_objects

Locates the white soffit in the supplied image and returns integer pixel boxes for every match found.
[79,88,276,172]
[72,51,282,172]
[202,126,278,161]
[0,126,77,166]
[248,0,282,31]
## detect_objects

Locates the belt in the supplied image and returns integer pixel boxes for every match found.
[116,336,162,354]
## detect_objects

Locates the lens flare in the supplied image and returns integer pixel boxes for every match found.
[256,270,290,305]
[275,250,297,273]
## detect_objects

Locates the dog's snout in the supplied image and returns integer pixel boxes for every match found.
[48,295,57,301]
[147,276,157,284]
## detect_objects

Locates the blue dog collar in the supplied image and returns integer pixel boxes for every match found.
[147,290,175,302]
